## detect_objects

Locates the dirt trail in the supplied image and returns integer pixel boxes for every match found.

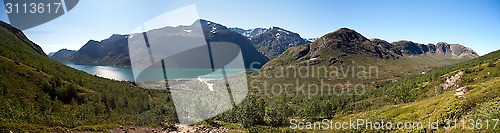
[101,124,227,133]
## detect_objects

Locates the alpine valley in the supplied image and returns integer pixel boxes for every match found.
[3,18,499,133]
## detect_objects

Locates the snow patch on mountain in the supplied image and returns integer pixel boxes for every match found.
[229,27,269,38]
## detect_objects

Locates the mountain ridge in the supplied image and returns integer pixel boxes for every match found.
[61,23,478,71]
[276,27,478,63]
[247,26,310,59]
[229,26,311,59]
[229,27,269,38]
[68,19,269,68]
[49,49,77,60]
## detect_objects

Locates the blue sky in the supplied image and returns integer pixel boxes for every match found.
[1,0,499,55]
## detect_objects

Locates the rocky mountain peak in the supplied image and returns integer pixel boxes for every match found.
[248,26,310,59]
[270,27,480,68]
[323,28,369,43]
[391,40,427,55]
[196,19,229,33]
[229,27,269,38]
[449,44,479,58]
[436,42,451,53]
[370,38,392,50]
[68,19,269,67]
[389,40,478,58]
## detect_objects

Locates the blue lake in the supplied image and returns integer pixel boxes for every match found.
[66,64,135,81]
[64,63,251,81]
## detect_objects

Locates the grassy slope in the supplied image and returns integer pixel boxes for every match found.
[293,50,500,132]
[329,59,500,132]
[214,50,500,132]
[0,22,176,131]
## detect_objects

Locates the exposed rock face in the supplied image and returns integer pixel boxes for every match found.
[391,40,428,55]
[198,19,270,68]
[391,41,479,58]
[439,70,470,98]
[304,28,479,60]
[249,27,310,59]
[307,28,399,60]
[442,71,464,91]
[448,43,479,58]
[454,86,468,98]
[230,26,310,59]
[229,27,269,38]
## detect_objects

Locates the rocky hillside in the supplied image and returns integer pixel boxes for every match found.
[390,40,478,58]
[265,28,478,67]
[249,27,310,59]
[230,27,310,59]
[69,34,130,65]
[261,28,479,86]
[198,19,269,68]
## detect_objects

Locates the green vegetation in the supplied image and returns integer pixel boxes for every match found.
[1,20,498,132]
[0,22,178,132]
[206,49,500,132]
[326,54,500,132]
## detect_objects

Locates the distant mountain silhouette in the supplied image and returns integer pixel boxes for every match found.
[68,19,269,68]
[49,49,76,60]
[70,34,130,65]
[229,27,269,38]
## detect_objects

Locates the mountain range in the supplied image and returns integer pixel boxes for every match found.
[230,27,310,59]
[265,28,478,67]
[64,19,269,68]
[51,20,479,87]
[53,20,478,71]
[53,20,313,66]
[260,28,479,87]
